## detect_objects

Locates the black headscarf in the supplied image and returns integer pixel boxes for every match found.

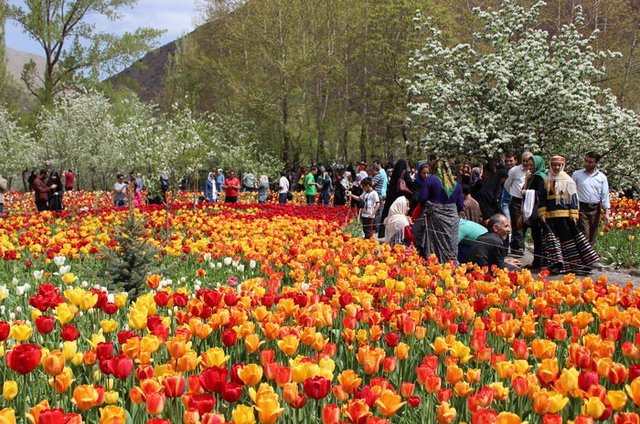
[387,160,410,195]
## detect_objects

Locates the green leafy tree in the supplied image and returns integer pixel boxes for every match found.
[7,0,163,105]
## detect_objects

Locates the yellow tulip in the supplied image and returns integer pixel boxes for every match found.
[2,381,18,401]
[232,405,256,424]
[9,322,32,342]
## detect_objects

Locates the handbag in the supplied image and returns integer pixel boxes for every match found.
[397,171,412,195]
[286,192,293,201]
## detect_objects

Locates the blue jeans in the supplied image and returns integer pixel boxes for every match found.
[114,199,126,207]
[0,203,4,214]
[278,193,288,204]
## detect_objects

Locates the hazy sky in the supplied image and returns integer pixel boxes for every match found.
[4,0,201,55]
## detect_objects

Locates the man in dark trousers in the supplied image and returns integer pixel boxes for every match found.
[469,213,522,270]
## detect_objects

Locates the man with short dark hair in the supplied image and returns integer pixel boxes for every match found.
[469,213,522,270]
[34,169,54,211]
[113,174,127,207]
[572,152,611,245]
[304,167,320,205]
[503,151,533,255]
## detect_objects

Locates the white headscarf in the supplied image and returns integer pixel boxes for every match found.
[383,196,410,244]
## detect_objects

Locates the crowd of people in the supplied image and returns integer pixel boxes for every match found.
[179,151,609,274]
[5,150,612,275]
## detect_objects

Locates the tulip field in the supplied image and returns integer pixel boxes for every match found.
[0,192,639,424]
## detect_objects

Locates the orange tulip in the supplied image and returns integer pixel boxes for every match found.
[343,399,371,424]
[356,346,385,375]
[497,412,522,424]
[146,392,166,416]
[244,334,265,354]
[322,404,340,424]
[238,364,264,387]
[49,367,74,394]
[445,365,464,385]
[374,389,405,416]
[531,339,557,360]
[626,378,640,406]
[42,349,66,376]
[277,335,300,356]
[337,369,362,394]
[537,358,559,385]
[436,402,457,424]
[73,385,103,410]
[99,405,126,424]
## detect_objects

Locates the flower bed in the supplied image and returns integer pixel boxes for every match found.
[597,197,640,268]
[0,201,639,424]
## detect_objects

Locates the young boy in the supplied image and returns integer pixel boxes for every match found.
[348,177,380,239]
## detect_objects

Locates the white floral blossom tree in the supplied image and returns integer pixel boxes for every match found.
[0,105,35,181]
[408,0,640,188]
[23,92,283,191]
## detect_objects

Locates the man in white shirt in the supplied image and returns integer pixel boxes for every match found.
[572,151,611,245]
[503,151,532,255]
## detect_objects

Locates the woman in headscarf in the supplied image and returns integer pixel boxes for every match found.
[469,166,483,199]
[47,171,64,211]
[539,155,599,274]
[319,167,333,206]
[377,159,414,238]
[257,175,270,203]
[383,195,415,247]
[417,160,464,263]
[522,155,547,269]
[476,166,509,222]
[205,172,217,203]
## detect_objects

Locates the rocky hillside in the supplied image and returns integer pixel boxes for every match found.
[107,38,178,104]
[6,46,45,87]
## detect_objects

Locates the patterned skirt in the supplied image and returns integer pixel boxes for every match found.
[541,218,599,274]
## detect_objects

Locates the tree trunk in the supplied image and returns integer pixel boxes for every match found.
[619,23,639,105]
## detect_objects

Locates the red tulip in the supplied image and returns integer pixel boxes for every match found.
[0,321,10,341]
[221,329,237,346]
[163,375,186,398]
[148,419,171,424]
[629,364,640,382]
[60,324,80,341]
[471,408,497,424]
[188,393,216,415]
[39,408,65,424]
[95,342,114,361]
[200,367,227,393]
[221,383,243,403]
[578,371,599,392]
[407,396,421,407]
[35,315,55,334]
[543,414,563,424]
[303,376,331,400]
[111,354,134,379]
[6,343,42,374]
[384,332,399,348]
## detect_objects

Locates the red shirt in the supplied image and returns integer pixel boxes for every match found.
[225,177,240,197]
[65,172,75,188]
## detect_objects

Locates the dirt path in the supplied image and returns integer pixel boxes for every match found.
[512,248,639,287]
